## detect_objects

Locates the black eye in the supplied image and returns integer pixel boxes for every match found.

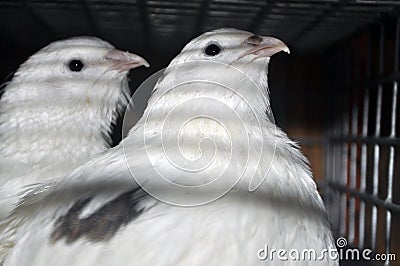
[68,59,84,72]
[204,43,221,56]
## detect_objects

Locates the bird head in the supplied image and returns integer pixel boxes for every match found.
[3,37,149,145]
[163,28,289,105]
[11,36,148,104]
[153,28,289,119]
[172,28,289,65]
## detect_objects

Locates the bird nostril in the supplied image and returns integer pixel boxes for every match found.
[246,35,263,46]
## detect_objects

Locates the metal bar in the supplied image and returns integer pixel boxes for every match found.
[192,0,211,36]
[385,81,400,265]
[208,0,267,5]
[348,103,358,244]
[340,112,349,237]
[329,183,400,214]
[330,136,400,145]
[338,45,352,238]
[359,89,369,249]
[333,122,342,235]
[208,4,259,12]
[327,122,336,234]
[147,1,205,9]
[247,0,275,32]
[383,16,400,266]
[379,23,385,75]
[396,16,400,73]
[288,1,344,44]
[343,71,400,90]
[358,31,371,249]
[371,87,382,251]
[355,0,400,5]
[277,0,400,5]
[324,142,332,222]
[138,0,153,49]
[371,23,384,252]
[348,43,361,244]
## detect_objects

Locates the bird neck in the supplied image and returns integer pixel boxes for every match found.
[0,82,128,185]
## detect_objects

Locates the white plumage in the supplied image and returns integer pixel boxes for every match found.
[0,36,148,214]
[3,29,337,266]
[0,36,149,261]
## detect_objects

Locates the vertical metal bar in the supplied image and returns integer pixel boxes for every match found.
[329,142,335,229]
[325,142,332,221]
[359,31,371,249]
[349,44,359,243]
[349,40,360,244]
[340,113,349,237]
[359,89,369,249]
[329,145,337,231]
[324,122,333,225]
[371,86,382,251]
[138,0,153,50]
[193,0,211,35]
[384,16,399,266]
[248,0,275,32]
[395,17,400,73]
[384,83,396,266]
[329,119,341,235]
[371,23,384,252]
[340,45,351,238]
[349,103,358,243]
[333,124,342,234]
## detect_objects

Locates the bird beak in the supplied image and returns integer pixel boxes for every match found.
[105,50,150,72]
[240,35,290,59]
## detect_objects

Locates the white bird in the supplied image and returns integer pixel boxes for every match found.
[3,29,337,266]
[0,36,149,216]
[0,36,149,260]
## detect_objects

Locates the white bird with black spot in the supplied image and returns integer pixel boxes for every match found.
[4,29,337,266]
[0,37,148,217]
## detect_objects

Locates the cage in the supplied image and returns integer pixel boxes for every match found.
[0,0,399,265]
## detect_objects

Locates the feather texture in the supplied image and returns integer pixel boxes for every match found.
[0,36,148,262]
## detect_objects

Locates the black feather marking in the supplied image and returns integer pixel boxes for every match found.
[51,187,147,244]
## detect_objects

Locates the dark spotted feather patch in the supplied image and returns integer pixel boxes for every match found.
[51,187,146,243]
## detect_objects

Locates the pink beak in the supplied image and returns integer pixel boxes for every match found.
[105,50,150,72]
[240,35,290,59]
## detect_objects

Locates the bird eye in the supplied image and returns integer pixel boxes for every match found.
[68,59,84,72]
[204,43,221,56]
